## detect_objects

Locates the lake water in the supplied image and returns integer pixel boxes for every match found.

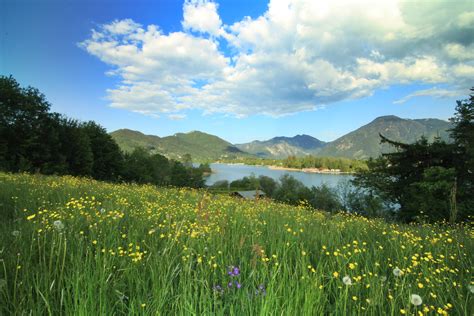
[205,163,352,188]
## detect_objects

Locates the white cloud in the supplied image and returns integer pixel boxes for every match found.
[81,0,474,118]
[393,87,463,104]
[168,114,187,120]
[182,0,223,35]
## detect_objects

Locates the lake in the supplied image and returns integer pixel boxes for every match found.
[205,163,352,188]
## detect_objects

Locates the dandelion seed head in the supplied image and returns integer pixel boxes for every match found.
[393,267,402,277]
[410,294,422,306]
[53,220,64,231]
[342,276,352,285]
[12,230,20,237]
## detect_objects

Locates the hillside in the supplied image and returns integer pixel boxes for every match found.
[317,116,452,159]
[110,129,247,161]
[235,135,326,158]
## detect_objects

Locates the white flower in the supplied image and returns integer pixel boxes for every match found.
[12,230,20,237]
[410,294,422,306]
[469,284,474,294]
[99,208,106,214]
[342,276,352,285]
[53,220,64,231]
[393,267,402,277]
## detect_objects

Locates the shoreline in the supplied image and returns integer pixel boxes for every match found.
[211,162,353,174]
[267,165,351,174]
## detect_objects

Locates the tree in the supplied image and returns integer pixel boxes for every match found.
[273,174,311,205]
[308,184,342,212]
[0,75,51,172]
[82,121,123,181]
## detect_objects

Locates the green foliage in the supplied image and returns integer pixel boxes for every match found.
[273,174,312,205]
[308,184,343,213]
[221,156,367,173]
[0,75,207,189]
[282,155,368,172]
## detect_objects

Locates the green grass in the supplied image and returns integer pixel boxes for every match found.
[0,172,472,315]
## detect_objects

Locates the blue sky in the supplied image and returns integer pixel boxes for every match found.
[1,0,472,143]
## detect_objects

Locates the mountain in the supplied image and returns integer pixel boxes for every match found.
[317,116,452,159]
[111,116,452,161]
[235,135,326,158]
[110,129,246,161]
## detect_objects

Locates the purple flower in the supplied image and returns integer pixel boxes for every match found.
[228,282,233,288]
[227,265,240,277]
[233,266,240,276]
[236,282,242,289]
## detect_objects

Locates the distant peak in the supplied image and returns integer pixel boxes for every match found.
[373,115,403,122]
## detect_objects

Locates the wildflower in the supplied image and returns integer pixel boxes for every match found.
[26,214,36,220]
[333,271,339,278]
[213,285,223,294]
[342,276,352,285]
[236,281,242,289]
[400,309,407,314]
[100,208,106,214]
[255,284,267,296]
[393,267,402,277]
[380,276,387,283]
[228,266,240,277]
[348,263,356,270]
[410,294,423,306]
[417,283,424,289]
[469,285,474,294]
[53,220,64,231]
[352,296,357,301]
[12,230,20,237]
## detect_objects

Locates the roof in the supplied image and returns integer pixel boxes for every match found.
[230,190,266,200]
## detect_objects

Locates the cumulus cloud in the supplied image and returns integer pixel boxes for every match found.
[81,0,474,118]
[182,0,223,35]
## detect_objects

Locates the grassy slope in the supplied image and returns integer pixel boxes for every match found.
[0,173,472,315]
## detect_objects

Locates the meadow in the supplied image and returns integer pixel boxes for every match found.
[0,173,472,315]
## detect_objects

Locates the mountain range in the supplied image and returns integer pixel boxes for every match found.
[110,115,452,161]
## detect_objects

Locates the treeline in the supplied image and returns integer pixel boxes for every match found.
[0,75,208,187]
[282,155,368,172]
[218,156,368,173]
[210,174,379,216]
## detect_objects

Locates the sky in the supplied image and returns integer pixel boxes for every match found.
[1,0,473,144]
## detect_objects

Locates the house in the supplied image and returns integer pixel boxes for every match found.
[230,190,266,200]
